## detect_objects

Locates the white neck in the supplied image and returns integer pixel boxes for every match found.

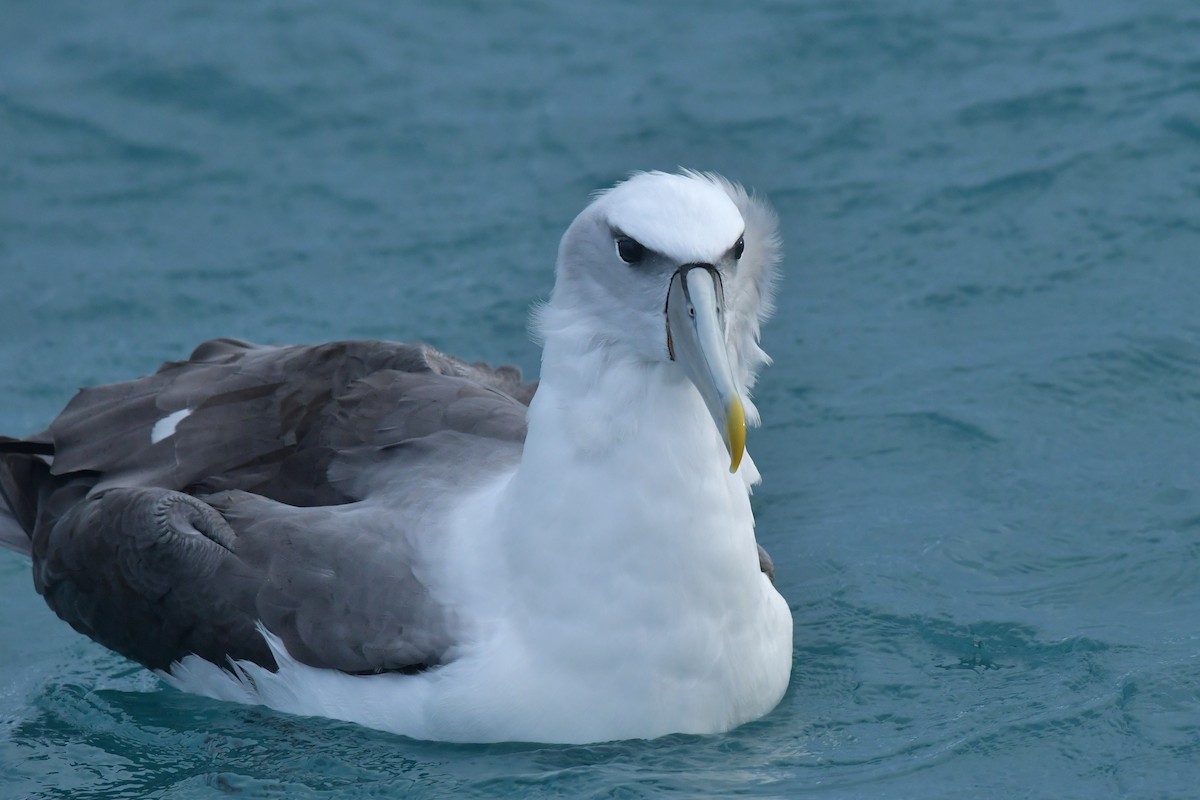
[496,322,763,619]
[442,320,788,741]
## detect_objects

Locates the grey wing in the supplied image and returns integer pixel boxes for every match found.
[757,544,775,585]
[1,338,532,674]
[46,338,533,504]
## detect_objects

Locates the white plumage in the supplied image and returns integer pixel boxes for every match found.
[3,170,790,744]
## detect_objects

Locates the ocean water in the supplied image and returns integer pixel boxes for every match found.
[2,0,1199,796]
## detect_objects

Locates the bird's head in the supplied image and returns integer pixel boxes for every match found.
[540,170,781,473]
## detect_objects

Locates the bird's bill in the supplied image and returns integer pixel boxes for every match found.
[665,265,746,473]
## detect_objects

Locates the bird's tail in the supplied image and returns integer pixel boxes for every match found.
[0,436,52,557]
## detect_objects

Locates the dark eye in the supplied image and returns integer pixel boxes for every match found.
[616,236,646,264]
[732,235,745,260]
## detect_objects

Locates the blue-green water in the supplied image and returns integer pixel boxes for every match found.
[2,1,1199,796]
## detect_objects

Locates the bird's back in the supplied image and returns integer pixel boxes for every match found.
[0,338,533,674]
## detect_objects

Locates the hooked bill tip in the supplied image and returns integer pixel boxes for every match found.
[727,397,746,473]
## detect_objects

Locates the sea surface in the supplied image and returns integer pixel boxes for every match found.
[2,1,1199,797]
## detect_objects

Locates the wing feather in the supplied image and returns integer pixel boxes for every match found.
[0,339,534,675]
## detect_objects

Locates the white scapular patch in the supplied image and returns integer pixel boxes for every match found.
[150,408,192,444]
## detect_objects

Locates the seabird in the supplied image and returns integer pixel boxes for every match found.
[0,170,791,743]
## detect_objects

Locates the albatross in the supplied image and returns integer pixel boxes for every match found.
[0,170,791,743]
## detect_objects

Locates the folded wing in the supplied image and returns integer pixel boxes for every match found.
[0,338,532,674]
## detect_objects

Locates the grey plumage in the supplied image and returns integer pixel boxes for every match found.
[0,338,531,674]
[0,336,776,680]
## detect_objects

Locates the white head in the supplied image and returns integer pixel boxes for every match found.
[536,170,781,470]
